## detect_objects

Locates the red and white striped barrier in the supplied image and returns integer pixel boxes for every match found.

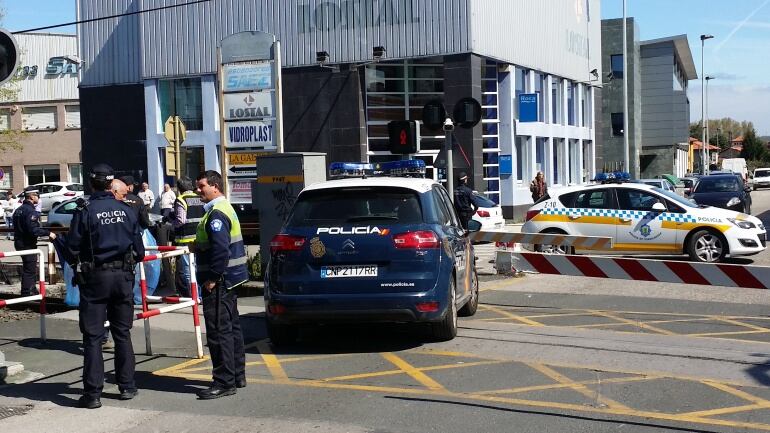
[471,231,613,250]
[137,246,203,358]
[511,252,770,289]
[0,247,47,341]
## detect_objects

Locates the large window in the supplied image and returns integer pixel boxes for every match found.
[69,164,82,183]
[0,109,9,131]
[22,106,57,131]
[611,54,624,79]
[611,112,624,136]
[515,67,527,119]
[159,78,203,130]
[551,78,562,124]
[536,138,546,173]
[534,72,546,122]
[26,165,60,185]
[553,139,563,185]
[65,105,81,129]
[365,58,445,180]
[567,82,575,126]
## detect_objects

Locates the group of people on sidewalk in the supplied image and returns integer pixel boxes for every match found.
[12,166,248,408]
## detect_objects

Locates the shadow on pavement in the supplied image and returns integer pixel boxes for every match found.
[747,356,770,386]
[17,338,83,356]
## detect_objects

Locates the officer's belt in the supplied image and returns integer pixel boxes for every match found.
[94,260,125,270]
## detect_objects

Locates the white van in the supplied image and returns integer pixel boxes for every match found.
[721,158,748,182]
[753,168,770,190]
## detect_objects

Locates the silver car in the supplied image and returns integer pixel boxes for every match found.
[46,196,163,228]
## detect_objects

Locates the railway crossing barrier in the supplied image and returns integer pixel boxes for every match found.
[138,246,203,358]
[0,246,48,341]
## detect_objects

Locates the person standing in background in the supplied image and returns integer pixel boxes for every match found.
[160,183,176,221]
[171,177,204,298]
[138,182,155,210]
[530,172,548,202]
[453,172,478,230]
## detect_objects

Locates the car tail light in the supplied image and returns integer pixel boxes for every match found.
[393,230,439,249]
[64,192,76,196]
[268,303,287,315]
[476,210,490,217]
[270,234,306,253]
[525,210,541,221]
[415,301,440,313]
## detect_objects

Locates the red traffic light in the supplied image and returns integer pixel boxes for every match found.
[0,29,19,87]
[388,120,419,155]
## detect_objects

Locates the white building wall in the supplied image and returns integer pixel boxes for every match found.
[9,33,80,102]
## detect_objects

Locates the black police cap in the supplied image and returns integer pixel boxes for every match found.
[458,172,469,181]
[90,163,115,180]
[119,175,135,186]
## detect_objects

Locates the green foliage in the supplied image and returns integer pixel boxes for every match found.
[247,252,262,281]
[740,129,767,161]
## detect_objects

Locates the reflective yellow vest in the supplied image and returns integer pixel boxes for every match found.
[196,199,248,289]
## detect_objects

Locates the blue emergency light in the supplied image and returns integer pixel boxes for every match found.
[594,171,631,183]
[328,160,426,179]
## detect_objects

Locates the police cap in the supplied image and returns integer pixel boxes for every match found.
[24,189,39,196]
[119,175,135,186]
[90,163,115,181]
[458,172,469,181]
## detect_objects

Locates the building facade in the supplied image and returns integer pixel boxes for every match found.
[600,21,696,179]
[77,0,601,219]
[0,33,82,193]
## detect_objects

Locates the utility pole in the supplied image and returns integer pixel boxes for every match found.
[622,0,630,175]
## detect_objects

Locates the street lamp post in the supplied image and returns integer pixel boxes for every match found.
[700,34,714,174]
[705,75,716,169]
[623,0,630,176]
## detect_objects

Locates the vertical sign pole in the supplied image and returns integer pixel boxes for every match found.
[217,47,229,195]
[174,116,182,178]
[446,124,454,200]
[273,40,285,154]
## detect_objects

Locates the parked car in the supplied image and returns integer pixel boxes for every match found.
[46,196,163,228]
[752,168,770,190]
[471,192,505,230]
[30,182,84,213]
[688,174,752,214]
[721,158,748,182]
[636,179,676,193]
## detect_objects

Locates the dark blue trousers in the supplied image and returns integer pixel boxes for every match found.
[79,268,136,398]
[202,284,245,388]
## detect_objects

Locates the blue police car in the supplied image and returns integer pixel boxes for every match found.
[264,160,480,345]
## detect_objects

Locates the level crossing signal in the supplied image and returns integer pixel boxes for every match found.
[0,29,19,87]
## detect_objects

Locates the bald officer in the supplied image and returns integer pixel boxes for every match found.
[66,164,145,409]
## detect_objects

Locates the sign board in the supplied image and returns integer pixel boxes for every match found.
[227,152,268,178]
[519,93,539,123]
[223,63,273,92]
[453,97,482,129]
[224,91,274,121]
[499,155,513,176]
[228,178,254,204]
[225,120,275,149]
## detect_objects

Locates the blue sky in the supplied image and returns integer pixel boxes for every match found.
[602,0,770,135]
[2,0,769,134]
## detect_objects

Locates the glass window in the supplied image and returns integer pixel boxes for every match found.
[66,183,84,191]
[65,105,81,129]
[534,73,545,122]
[22,106,57,131]
[430,187,452,225]
[436,186,461,227]
[0,166,12,190]
[159,78,203,131]
[472,193,496,208]
[515,67,527,119]
[536,138,546,173]
[572,189,613,209]
[611,54,624,79]
[68,164,83,183]
[553,139,562,185]
[694,177,741,193]
[616,189,665,211]
[288,187,422,226]
[26,165,60,185]
[611,112,624,136]
[0,109,10,131]
[515,137,524,182]
[55,200,80,214]
[567,82,575,126]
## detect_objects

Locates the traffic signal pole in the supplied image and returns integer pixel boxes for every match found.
[444,118,455,199]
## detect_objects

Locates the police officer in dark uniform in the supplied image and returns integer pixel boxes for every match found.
[453,172,478,230]
[12,189,56,295]
[118,175,151,229]
[66,164,145,409]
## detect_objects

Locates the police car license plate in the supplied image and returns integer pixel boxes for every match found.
[321,265,378,278]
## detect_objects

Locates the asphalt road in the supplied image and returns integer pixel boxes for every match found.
[4,191,770,432]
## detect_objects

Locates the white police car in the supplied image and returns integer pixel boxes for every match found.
[264,160,480,345]
[522,172,766,263]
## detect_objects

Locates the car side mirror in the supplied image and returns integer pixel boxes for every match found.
[466,219,482,233]
[652,202,666,212]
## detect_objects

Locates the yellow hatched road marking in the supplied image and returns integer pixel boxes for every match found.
[475,374,659,396]
[711,316,770,333]
[479,304,545,326]
[590,310,675,335]
[320,360,505,383]
[526,362,631,411]
[381,352,447,392]
[701,380,770,406]
[257,340,289,382]
[178,353,355,373]
[680,404,767,418]
[686,329,769,337]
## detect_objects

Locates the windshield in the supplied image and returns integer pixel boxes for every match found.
[694,177,740,193]
[287,187,423,226]
[755,170,770,178]
[653,187,698,208]
[472,193,497,208]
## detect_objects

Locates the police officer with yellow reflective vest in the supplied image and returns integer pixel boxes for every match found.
[171,176,205,297]
[12,189,56,295]
[194,170,247,400]
[65,164,145,409]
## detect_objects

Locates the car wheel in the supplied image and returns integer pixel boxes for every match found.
[430,279,458,341]
[687,230,727,263]
[458,269,479,317]
[266,319,298,347]
[534,229,575,255]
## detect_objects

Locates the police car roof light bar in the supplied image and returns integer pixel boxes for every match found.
[328,160,426,180]
[594,171,631,184]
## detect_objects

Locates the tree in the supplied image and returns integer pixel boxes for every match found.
[0,4,25,153]
[689,117,756,150]
[739,128,767,161]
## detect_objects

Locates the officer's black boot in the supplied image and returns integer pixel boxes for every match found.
[78,395,102,409]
